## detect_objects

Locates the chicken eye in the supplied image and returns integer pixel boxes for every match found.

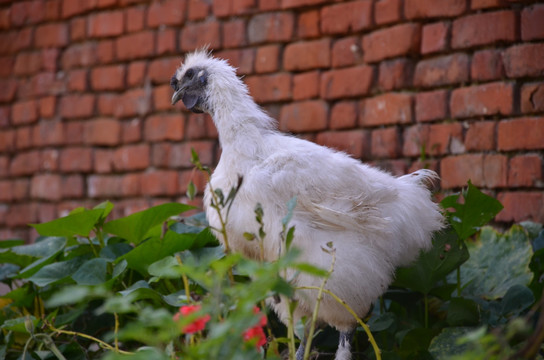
[185,68,195,80]
[170,76,178,90]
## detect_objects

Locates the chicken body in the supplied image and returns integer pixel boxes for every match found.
[171,50,444,359]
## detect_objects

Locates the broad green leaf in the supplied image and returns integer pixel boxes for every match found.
[428,327,474,359]
[456,226,533,299]
[27,257,85,287]
[147,256,181,279]
[0,264,19,281]
[0,315,38,333]
[0,240,24,248]
[100,243,133,261]
[394,228,469,294]
[72,258,108,285]
[46,285,110,308]
[1,284,35,308]
[441,182,503,240]
[103,203,194,244]
[94,200,114,220]
[368,312,396,332]
[399,327,436,355]
[13,237,66,278]
[447,297,480,326]
[292,263,329,277]
[30,209,104,237]
[120,231,196,275]
[119,280,164,304]
[500,284,535,317]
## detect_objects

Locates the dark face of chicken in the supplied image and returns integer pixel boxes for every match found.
[170,67,208,113]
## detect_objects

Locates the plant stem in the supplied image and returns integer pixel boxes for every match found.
[424,294,429,329]
[286,301,297,360]
[296,286,382,360]
[176,255,193,304]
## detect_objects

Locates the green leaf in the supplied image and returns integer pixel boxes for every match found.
[428,327,474,359]
[147,256,181,279]
[46,285,110,307]
[186,180,196,200]
[103,203,194,244]
[394,228,469,294]
[441,182,503,240]
[292,263,328,277]
[27,257,85,287]
[500,284,535,317]
[94,200,114,219]
[72,258,108,285]
[30,209,104,237]
[120,232,196,275]
[456,226,533,299]
[447,297,480,326]
[0,316,38,333]
[368,312,396,332]
[0,240,24,248]
[100,243,133,261]
[399,327,436,355]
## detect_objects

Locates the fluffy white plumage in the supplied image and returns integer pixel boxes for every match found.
[171,50,444,359]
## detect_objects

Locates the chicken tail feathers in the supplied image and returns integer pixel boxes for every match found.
[399,169,440,190]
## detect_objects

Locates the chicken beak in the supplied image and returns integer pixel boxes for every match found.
[171,88,184,105]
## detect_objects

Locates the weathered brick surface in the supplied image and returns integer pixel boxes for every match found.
[0,0,541,239]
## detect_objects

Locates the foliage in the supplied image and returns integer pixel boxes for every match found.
[0,179,543,360]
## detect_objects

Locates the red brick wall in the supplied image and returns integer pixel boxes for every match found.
[0,0,543,240]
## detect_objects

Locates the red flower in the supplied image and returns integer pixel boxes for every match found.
[243,306,268,348]
[173,304,211,334]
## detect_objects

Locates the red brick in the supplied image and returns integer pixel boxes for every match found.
[0,106,9,128]
[281,0,328,8]
[521,83,544,114]
[522,4,544,41]
[363,23,421,63]
[34,23,68,47]
[0,79,17,102]
[216,49,254,75]
[222,19,246,48]
[67,69,87,91]
[88,175,122,198]
[371,127,400,158]
[452,10,517,49]
[212,0,231,17]
[6,203,39,227]
[61,43,97,69]
[42,48,59,72]
[428,122,463,155]
[125,6,145,32]
[329,101,358,130]
[471,0,508,10]
[180,21,221,51]
[293,71,319,101]
[147,0,186,27]
[450,82,513,119]
[90,65,125,91]
[360,93,412,127]
[128,61,147,87]
[320,65,373,100]
[14,51,41,75]
[15,127,32,150]
[0,56,14,78]
[121,173,142,197]
[441,154,506,189]
[415,90,448,123]
[421,22,450,55]
[64,121,84,145]
[179,169,207,195]
[414,53,469,88]
[94,149,114,173]
[144,114,185,141]
[141,170,179,196]
[62,0,94,18]
[88,11,124,38]
[188,0,210,20]
[315,130,370,159]
[498,117,544,151]
[496,192,544,223]
[33,120,64,146]
[30,174,61,201]
[95,39,113,64]
[402,124,429,157]
[0,156,9,177]
[122,118,142,143]
[297,9,320,38]
[157,28,177,55]
[45,0,61,21]
[113,144,150,171]
[186,113,209,139]
[255,45,280,73]
[321,1,372,35]
[405,0,466,19]
[471,49,505,81]
[246,73,292,103]
[153,84,174,112]
[464,121,496,151]
[148,58,180,84]
[502,43,544,78]
[378,58,413,91]
[10,151,40,176]
[279,100,328,133]
[375,0,401,25]
[247,12,294,44]
[96,94,116,116]
[84,118,121,146]
[62,174,84,198]
[0,181,12,202]
[114,89,150,118]
[284,39,330,71]
[331,37,360,68]
[40,149,59,172]
[12,100,38,125]
[0,28,32,55]
[508,155,542,188]
[152,141,214,168]
[60,147,92,172]
[13,179,30,200]
[116,31,155,60]
[60,94,95,119]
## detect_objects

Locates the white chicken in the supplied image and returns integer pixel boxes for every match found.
[171,49,444,360]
